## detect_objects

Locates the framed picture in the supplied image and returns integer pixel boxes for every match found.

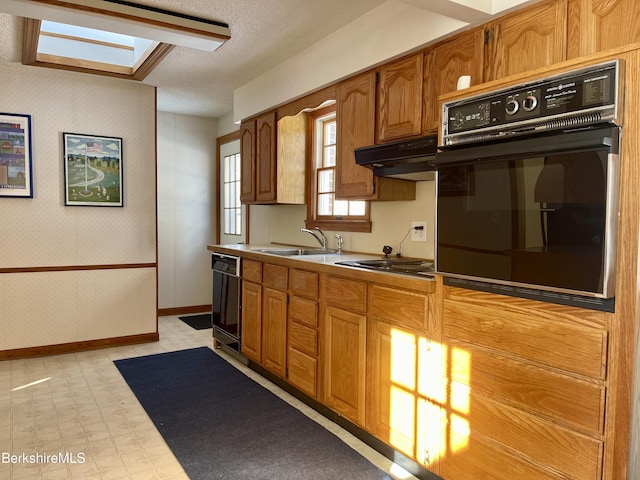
[0,113,33,198]
[63,133,123,207]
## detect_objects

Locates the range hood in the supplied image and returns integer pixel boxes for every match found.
[354,135,437,181]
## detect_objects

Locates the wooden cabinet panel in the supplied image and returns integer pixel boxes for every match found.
[287,348,318,398]
[325,275,367,313]
[263,263,288,291]
[256,111,277,203]
[262,287,287,377]
[451,387,603,480]
[323,306,367,426]
[239,120,256,203]
[424,28,485,133]
[377,53,423,142]
[568,0,640,58]
[240,281,262,362]
[276,112,306,204]
[443,298,607,379]
[289,268,319,300]
[335,71,377,199]
[448,341,605,435]
[485,0,568,81]
[370,284,429,332]
[242,259,262,283]
[439,434,563,480]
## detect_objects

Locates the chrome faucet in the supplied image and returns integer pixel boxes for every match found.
[301,227,327,250]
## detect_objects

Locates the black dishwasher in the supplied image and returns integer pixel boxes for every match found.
[211,253,241,352]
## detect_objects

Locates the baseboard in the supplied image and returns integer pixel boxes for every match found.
[158,305,212,316]
[0,332,159,361]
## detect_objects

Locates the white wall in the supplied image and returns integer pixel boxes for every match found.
[0,64,156,351]
[249,181,436,259]
[157,112,217,310]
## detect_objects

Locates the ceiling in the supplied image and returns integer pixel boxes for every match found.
[0,0,534,119]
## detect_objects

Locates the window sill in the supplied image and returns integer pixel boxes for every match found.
[304,219,371,233]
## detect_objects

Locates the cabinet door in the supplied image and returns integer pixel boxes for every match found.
[323,306,367,426]
[424,28,484,133]
[567,0,640,58]
[262,287,287,377]
[378,53,423,142]
[485,0,568,81]
[240,281,262,362]
[239,120,256,203]
[335,71,377,199]
[367,321,441,472]
[256,111,277,203]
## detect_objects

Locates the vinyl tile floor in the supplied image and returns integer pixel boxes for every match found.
[1,316,419,480]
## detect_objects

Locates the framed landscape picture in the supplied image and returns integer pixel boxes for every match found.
[63,133,123,207]
[0,113,33,198]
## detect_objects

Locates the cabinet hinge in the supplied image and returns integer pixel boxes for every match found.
[375,71,380,84]
[372,181,376,195]
[484,28,491,45]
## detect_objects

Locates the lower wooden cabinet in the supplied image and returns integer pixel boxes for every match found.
[323,305,367,426]
[240,280,262,362]
[262,287,287,377]
[367,320,442,470]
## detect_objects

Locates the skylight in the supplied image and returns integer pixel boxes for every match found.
[38,20,158,70]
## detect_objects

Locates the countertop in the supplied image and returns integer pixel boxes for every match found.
[207,243,437,293]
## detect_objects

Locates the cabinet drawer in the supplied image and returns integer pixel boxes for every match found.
[449,342,605,435]
[370,285,428,331]
[287,348,318,398]
[290,269,319,299]
[242,259,262,283]
[289,296,318,328]
[289,321,318,356]
[263,263,288,290]
[443,294,608,379]
[450,385,602,480]
[325,276,367,313]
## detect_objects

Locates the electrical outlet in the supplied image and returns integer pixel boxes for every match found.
[411,221,427,242]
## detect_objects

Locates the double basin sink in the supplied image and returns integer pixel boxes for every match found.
[254,247,339,256]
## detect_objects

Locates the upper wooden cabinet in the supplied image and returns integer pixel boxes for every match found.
[239,112,275,204]
[239,120,256,204]
[484,0,568,81]
[567,0,640,58]
[255,111,277,203]
[424,27,485,133]
[377,53,424,142]
[335,71,416,201]
[240,111,306,205]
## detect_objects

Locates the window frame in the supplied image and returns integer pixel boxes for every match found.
[305,105,371,233]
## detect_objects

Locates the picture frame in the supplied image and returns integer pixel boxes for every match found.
[0,112,33,198]
[63,132,123,207]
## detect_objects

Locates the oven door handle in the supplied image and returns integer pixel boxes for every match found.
[433,126,619,167]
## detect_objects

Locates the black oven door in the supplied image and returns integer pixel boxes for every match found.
[433,126,620,300]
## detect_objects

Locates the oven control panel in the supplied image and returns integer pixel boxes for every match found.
[442,60,622,147]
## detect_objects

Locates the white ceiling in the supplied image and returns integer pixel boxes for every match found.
[0,0,535,119]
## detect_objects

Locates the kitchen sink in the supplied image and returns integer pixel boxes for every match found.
[255,247,339,256]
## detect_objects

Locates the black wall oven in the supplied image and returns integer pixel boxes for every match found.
[434,60,623,309]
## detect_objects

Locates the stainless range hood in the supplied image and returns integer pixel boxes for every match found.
[354,135,437,181]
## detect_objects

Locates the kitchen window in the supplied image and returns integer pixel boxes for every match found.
[223,152,242,235]
[305,105,370,232]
